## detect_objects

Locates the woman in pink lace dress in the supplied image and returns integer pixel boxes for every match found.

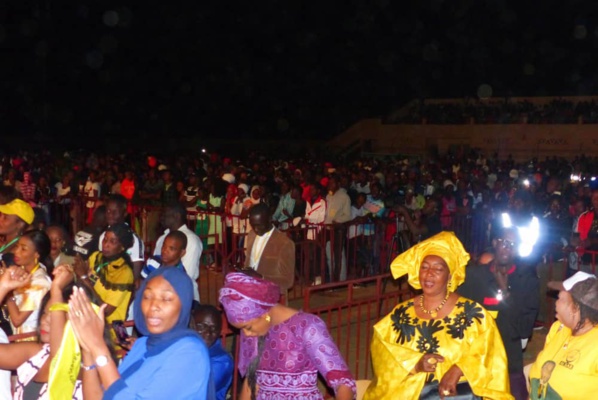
[0,265,84,399]
[219,273,356,400]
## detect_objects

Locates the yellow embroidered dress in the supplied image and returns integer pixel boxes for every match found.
[364,297,513,400]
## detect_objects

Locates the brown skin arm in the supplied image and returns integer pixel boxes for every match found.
[75,277,117,317]
[132,261,143,282]
[6,299,33,328]
[0,267,33,328]
[395,206,428,237]
[438,364,464,398]
[335,385,354,400]
[0,342,43,370]
[73,256,118,317]
[80,351,107,400]
[412,353,445,374]
[48,265,74,359]
[239,378,251,400]
[69,289,120,399]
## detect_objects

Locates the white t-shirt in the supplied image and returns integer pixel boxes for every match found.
[153,225,202,302]
[55,182,71,204]
[348,206,366,239]
[0,329,11,400]
[249,227,274,270]
[84,180,101,208]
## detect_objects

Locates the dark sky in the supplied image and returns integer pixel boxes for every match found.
[3,0,598,147]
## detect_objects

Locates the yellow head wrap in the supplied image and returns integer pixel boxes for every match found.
[390,231,470,290]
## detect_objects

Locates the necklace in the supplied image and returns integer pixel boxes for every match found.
[27,263,40,275]
[94,261,110,275]
[0,236,19,254]
[419,292,450,319]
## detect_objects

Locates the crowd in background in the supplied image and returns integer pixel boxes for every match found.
[2,147,598,399]
[1,148,596,261]
[396,98,598,124]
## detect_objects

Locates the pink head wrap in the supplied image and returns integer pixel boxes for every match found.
[219,273,280,324]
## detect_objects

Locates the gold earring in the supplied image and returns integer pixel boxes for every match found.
[34,258,38,265]
[264,314,271,323]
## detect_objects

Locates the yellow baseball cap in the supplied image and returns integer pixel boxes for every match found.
[0,199,34,224]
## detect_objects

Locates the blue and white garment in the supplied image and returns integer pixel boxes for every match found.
[141,255,185,278]
[363,195,386,236]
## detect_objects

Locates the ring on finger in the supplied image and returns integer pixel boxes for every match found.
[427,358,438,365]
[75,310,82,318]
[443,390,450,396]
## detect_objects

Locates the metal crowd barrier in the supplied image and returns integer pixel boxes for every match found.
[43,201,488,307]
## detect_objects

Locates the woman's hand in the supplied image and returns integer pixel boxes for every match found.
[438,364,464,398]
[72,254,89,278]
[68,287,107,354]
[0,266,31,293]
[52,265,75,293]
[335,384,354,400]
[414,353,445,374]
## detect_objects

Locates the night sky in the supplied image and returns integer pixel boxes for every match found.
[3,0,598,148]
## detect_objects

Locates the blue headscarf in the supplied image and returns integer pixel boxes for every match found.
[114,268,216,400]
[133,267,199,356]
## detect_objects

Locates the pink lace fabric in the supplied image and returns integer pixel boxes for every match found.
[14,344,83,400]
[239,312,356,399]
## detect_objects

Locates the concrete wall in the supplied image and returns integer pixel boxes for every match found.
[329,119,598,161]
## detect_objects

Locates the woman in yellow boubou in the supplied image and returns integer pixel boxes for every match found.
[364,232,513,400]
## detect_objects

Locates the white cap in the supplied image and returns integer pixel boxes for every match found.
[222,173,236,184]
[237,183,249,194]
[548,271,597,292]
[564,271,597,291]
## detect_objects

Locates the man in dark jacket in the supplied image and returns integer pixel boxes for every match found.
[458,226,539,400]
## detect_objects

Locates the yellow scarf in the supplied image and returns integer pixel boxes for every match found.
[48,302,100,400]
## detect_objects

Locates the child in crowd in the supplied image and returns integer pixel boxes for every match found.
[193,305,234,400]
[141,230,187,278]
[195,187,210,264]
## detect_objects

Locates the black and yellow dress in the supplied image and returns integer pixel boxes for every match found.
[88,251,134,325]
[365,296,512,400]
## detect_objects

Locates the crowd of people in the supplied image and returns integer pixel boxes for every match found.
[396,98,598,125]
[0,147,598,399]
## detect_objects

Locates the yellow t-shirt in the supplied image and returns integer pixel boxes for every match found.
[364,297,513,400]
[529,322,598,400]
[88,251,134,325]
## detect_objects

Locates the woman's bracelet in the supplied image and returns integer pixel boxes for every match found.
[81,361,96,371]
